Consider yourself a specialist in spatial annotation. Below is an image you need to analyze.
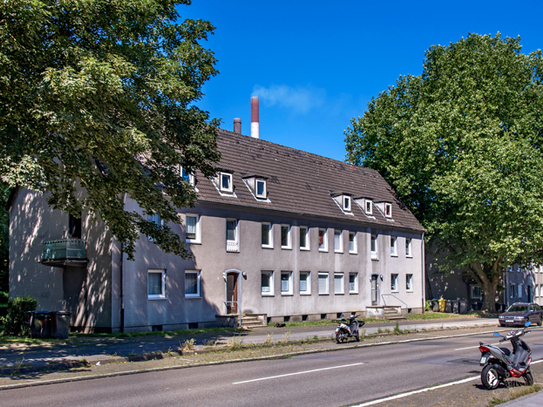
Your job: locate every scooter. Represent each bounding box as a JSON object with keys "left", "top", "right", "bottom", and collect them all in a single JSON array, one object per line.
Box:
[
  {"left": 335, "top": 314, "right": 365, "bottom": 343},
  {"left": 479, "top": 321, "right": 533, "bottom": 390}
]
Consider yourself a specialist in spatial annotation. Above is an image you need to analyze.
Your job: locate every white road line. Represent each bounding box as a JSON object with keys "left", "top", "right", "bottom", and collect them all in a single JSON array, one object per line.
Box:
[
  {"left": 232, "top": 362, "right": 365, "bottom": 385},
  {"left": 455, "top": 342, "right": 501, "bottom": 351},
  {"left": 352, "top": 359, "right": 543, "bottom": 407}
]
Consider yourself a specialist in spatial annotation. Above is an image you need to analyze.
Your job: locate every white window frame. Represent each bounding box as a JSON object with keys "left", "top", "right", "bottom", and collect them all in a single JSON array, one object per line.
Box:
[
  {"left": 390, "top": 236, "right": 397, "bottom": 256},
  {"left": 299, "top": 271, "right": 311, "bottom": 295},
  {"left": 226, "top": 219, "right": 239, "bottom": 252},
  {"left": 185, "top": 214, "right": 200, "bottom": 243},
  {"left": 518, "top": 284, "right": 523, "bottom": 298},
  {"left": 180, "top": 166, "right": 195, "bottom": 186},
  {"left": 256, "top": 179, "right": 267, "bottom": 199},
  {"left": 385, "top": 203, "right": 392, "bottom": 218},
  {"left": 405, "top": 238, "right": 412, "bottom": 257},
  {"left": 261, "top": 222, "right": 273, "bottom": 249},
  {"left": 261, "top": 271, "right": 274, "bottom": 296},
  {"left": 391, "top": 273, "right": 399, "bottom": 292},
  {"left": 343, "top": 196, "right": 351, "bottom": 212},
  {"left": 281, "top": 224, "right": 291, "bottom": 249},
  {"left": 281, "top": 271, "right": 293, "bottom": 295},
  {"left": 318, "top": 228, "right": 328, "bottom": 252},
  {"left": 365, "top": 199, "right": 373, "bottom": 215},
  {"left": 406, "top": 274, "right": 413, "bottom": 291},
  {"left": 349, "top": 273, "right": 359, "bottom": 294},
  {"left": 334, "top": 273, "right": 345, "bottom": 294},
  {"left": 318, "top": 272, "right": 329, "bottom": 295},
  {"left": 185, "top": 270, "right": 201, "bottom": 298},
  {"left": 299, "top": 226, "right": 310, "bottom": 250},
  {"left": 348, "top": 231, "right": 357, "bottom": 254},
  {"left": 371, "top": 234, "right": 378, "bottom": 260},
  {"left": 334, "top": 230, "right": 343, "bottom": 253},
  {"left": 148, "top": 269, "right": 166, "bottom": 300},
  {"left": 220, "top": 172, "right": 233, "bottom": 193}
]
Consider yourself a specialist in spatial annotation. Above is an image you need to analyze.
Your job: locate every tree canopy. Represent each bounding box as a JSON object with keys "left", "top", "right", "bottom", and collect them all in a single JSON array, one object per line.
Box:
[
  {"left": 345, "top": 33, "right": 543, "bottom": 311},
  {"left": 0, "top": 0, "right": 221, "bottom": 258}
]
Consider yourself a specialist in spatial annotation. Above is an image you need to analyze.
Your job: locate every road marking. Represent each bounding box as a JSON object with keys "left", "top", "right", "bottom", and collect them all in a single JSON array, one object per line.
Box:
[
  {"left": 351, "top": 359, "right": 543, "bottom": 407},
  {"left": 232, "top": 362, "right": 365, "bottom": 385},
  {"left": 455, "top": 342, "right": 501, "bottom": 351}
]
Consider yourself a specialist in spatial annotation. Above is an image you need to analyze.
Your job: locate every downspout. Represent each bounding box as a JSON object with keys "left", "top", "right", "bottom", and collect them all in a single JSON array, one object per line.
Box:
[
  {"left": 421, "top": 232, "right": 426, "bottom": 314},
  {"left": 120, "top": 193, "right": 127, "bottom": 333}
]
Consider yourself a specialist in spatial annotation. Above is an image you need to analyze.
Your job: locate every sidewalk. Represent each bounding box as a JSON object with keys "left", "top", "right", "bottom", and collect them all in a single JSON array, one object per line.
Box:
[{"left": 0, "top": 317, "right": 498, "bottom": 372}]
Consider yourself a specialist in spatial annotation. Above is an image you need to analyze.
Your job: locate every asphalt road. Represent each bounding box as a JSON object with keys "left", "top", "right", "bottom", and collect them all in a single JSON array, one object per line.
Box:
[{"left": 3, "top": 327, "right": 543, "bottom": 407}]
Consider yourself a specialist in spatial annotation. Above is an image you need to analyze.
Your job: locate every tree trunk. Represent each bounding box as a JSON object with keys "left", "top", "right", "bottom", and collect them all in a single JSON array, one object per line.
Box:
[{"left": 469, "top": 261, "right": 501, "bottom": 313}]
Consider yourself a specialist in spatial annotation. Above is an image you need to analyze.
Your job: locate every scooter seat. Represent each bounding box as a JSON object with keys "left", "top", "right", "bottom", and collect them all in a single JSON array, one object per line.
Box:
[{"left": 499, "top": 348, "right": 511, "bottom": 357}]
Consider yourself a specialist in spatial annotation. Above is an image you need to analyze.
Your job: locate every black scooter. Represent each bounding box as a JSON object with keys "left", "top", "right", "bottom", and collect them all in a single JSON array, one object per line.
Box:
[
  {"left": 479, "top": 321, "right": 533, "bottom": 389},
  {"left": 335, "top": 314, "right": 365, "bottom": 343}
]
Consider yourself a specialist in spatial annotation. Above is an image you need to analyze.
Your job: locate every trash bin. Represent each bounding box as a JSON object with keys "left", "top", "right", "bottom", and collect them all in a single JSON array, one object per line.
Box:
[
  {"left": 459, "top": 300, "right": 468, "bottom": 314},
  {"left": 49, "top": 311, "right": 71, "bottom": 339},
  {"left": 432, "top": 299, "right": 439, "bottom": 312},
  {"left": 438, "top": 299, "right": 446, "bottom": 312},
  {"left": 29, "top": 311, "right": 51, "bottom": 338},
  {"left": 452, "top": 300, "right": 459, "bottom": 314},
  {"left": 445, "top": 300, "right": 452, "bottom": 313}
]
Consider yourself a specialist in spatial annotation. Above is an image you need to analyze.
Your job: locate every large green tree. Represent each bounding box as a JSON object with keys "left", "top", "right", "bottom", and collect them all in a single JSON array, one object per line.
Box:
[
  {"left": 345, "top": 33, "right": 543, "bottom": 312},
  {"left": 0, "top": 0, "right": 220, "bottom": 258}
]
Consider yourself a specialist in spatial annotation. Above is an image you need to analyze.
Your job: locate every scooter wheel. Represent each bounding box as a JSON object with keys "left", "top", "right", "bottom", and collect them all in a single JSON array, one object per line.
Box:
[
  {"left": 524, "top": 370, "right": 534, "bottom": 386},
  {"left": 481, "top": 364, "right": 501, "bottom": 390},
  {"left": 336, "top": 331, "right": 346, "bottom": 343}
]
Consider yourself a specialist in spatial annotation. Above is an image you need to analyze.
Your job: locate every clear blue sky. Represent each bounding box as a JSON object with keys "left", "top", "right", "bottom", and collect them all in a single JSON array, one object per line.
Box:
[{"left": 181, "top": 0, "right": 543, "bottom": 162}]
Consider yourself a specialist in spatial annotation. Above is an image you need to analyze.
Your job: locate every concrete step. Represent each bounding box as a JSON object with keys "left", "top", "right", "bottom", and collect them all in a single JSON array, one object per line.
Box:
[{"left": 240, "top": 315, "right": 267, "bottom": 328}]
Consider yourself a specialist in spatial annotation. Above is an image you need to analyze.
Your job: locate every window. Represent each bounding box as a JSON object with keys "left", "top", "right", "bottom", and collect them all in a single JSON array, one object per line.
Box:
[
  {"left": 318, "top": 228, "right": 328, "bottom": 252},
  {"left": 256, "top": 179, "right": 266, "bottom": 198},
  {"left": 391, "top": 273, "right": 399, "bottom": 292},
  {"left": 406, "top": 238, "right": 412, "bottom": 257},
  {"left": 390, "top": 236, "right": 397, "bottom": 256},
  {"left": 281, "top": 271, "right": 293, "bottom": 295},
  {"left": 185, "top": 214, "right": 200, "bottom": 243},
  {"left": 185, "top": 271, "right": 200, "bottom": 298},
  {"left": 148, "top": 269, "right": 165, "bottom": 299},
  {"left": 148, "top": 213, "right": 162, "bottom": 241},
  {"left": 349, "top": 273, "right": 358, "bottom": 293},
  {"left": 181, "top": 167, "right": 195, "bottom": 186},
  {"left": 385, "top": 203, "right": 392, "bottom": 218},
  {"left": 334, "top": 273, "right": 344, "bottom": 294},
  {"left": 318, "top": 272, "right": 329, "bottom": 295},
  {"left": 348, "top": 232, "right": 357, "bottom": 254},
  {"left": 226, "top": 219, "right": 239, "bottom": 252},
  {"left": 299, "top": 226, "right": 309, "bottom": 250},
  {"left": 300, "top": 271, "right": 311, "bottom": 295},
  {"left": 510, "top": 283, "right": 515, "bottom": 298},
  {"left": 365, "top": 199, "right": 373, "bottom": 215},
  {"left": 261, "top": 271, "right": 274, "bottom": 295},
  {"left": 470, "top": 285, "right": 481, "bottom": 300},
  {"left": 334, "top": 230, "right": 343, "bottom": 253},
  {"left": 406, "top": 274, "right": 413, "bottom": 291},
  {"left": 261, "top": 223, "right": 273, "bottom": 248},
  {"left": 343, "top": 196, "right": 351, "bottom": 212},
  {"left": 518, "top": 284, "right": 523, "bottom": 298},
  {"left": 281, "top": 225, "right": 291, "bottom": 249},
  {"left": 220, "top": 172, "right": 233, "bottom": 193},
  {"left": 371, "top": 234, "right": 378, "bottom": 259}
]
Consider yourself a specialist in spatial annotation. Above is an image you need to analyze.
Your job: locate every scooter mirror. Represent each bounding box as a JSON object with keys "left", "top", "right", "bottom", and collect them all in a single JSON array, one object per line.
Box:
[
  {"left": 493, "top": 333, "right": 501, "bottom": 337},
  {"left": 341, "top": 314, "right": 344, "bottom": 317},
  {"left": 525, "top": 321, "right": 532, "bottom": 327}
]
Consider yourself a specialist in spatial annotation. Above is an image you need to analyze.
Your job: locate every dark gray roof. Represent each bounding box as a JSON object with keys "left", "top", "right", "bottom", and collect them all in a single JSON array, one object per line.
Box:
[{"left": 195, "top": 129, "right": 425, "bottom": 233}]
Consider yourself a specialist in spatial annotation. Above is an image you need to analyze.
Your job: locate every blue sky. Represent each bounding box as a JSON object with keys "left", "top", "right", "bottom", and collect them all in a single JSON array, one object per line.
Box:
[{"left": 181, "top": 1, "right": 543, "bottom": 162}]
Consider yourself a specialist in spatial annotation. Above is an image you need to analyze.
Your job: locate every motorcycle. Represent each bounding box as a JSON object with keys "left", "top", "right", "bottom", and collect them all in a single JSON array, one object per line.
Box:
[
  {"left": 335, "top": 314, "right": 365, "bottom": 343},
  {"left": 479, "top": 321, "right": 533, "bottom": 390}
]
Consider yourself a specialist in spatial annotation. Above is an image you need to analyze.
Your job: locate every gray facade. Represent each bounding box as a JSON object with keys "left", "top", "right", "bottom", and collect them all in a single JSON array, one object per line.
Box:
[{"left": 9, "top": 129, "right": 425, "bottom": 332}]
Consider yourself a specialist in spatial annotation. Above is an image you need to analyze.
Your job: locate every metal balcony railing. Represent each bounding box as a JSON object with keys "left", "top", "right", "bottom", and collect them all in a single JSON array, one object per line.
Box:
[{"left": 42, "top": 239, "right": 87, "bottom": 265}]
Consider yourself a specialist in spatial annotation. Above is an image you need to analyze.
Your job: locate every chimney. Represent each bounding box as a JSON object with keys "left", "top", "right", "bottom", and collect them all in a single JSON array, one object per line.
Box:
[
  {"left": 233, "top": 118, "right": 241, "bottom": 134},
  {"left": 251, "top": 96, "right": 259, "bottom": 139}
]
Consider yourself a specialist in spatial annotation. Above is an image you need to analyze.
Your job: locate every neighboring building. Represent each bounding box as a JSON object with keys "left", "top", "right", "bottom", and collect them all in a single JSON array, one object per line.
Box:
[{"left": 9, "top": 127, "right": 425, "bottom": 333}]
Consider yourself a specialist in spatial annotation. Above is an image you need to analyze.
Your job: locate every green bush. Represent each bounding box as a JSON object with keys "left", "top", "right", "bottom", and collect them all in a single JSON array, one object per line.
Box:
[
  {"left": 0, "top": 295, "right": 38, "bottom": 336},
  {"left": 0, "top": 291, "right": 8, "bottom": 318}
]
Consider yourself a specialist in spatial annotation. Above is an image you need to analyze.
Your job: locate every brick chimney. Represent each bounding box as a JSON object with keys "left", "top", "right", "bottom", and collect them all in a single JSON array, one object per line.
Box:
[{"left": 251, "top": 96, "right": 259, "bottom": 139}]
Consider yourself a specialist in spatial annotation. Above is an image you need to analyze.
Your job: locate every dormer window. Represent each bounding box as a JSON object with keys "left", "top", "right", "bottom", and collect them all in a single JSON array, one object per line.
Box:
[
  {"left": 343, "top": 196, "right": 351, "bottom": 212},
  {"left": 385, "top": 203, "right": 392, "bottom": 218},
  {"left": 220, "top": 172, "right": 233, "bottom": 193},
  {"left": 256, "top": 179, "right": 266, "bottom": 198},
  {"left": 365, "top": 200, "right": 373, "bottom": 215},
  {"left": 331, "top": 192, "right": 352, "bottom": 213}
]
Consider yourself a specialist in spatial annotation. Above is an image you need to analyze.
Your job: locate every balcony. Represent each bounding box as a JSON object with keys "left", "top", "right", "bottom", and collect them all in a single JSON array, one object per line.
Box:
[{"left": 42, "top": 239, "right": 88, "bottom": 267}]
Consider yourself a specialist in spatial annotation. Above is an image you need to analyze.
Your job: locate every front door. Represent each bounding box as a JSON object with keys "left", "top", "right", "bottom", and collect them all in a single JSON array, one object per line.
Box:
[
  {"left": 226, "top": 273, "right": 238, "bottom": 314},
  {"left": 371, "top": 274, "right": 379, "bottom": 305}
]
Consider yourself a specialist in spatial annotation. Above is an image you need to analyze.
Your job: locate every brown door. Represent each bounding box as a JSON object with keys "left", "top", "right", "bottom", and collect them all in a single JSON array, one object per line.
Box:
[{"left": 226, "top": 273, "right": 238, "bottom": 314}]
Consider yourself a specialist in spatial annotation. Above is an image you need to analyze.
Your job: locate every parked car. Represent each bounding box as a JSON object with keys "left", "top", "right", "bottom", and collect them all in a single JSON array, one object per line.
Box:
[{"left": 498, "top": 303, "right": 543, "bottom": 327}]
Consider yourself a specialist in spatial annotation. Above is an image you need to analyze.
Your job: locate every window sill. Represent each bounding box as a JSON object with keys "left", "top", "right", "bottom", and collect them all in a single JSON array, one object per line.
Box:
[
  {"left": 300, "top": 247, "right": 310, "bottom": 251},
  {"left": 185, "top": 296, "right": 202, "bottom": 299},
  {"left": 148, "top": 297, "right": 166, "bottom": 301},
  {"left": 261, "top": 245, "right": 274, "bottom": 249},
  {"left": 300, "top": 292, "right": 311, "bottom": 296},
  {"left": 281, "top": 293, "right": 294, "bottom": 296},
  {"left": 391, "top": 290, "right": 399, "bottom": 293},
  {"left": 281, "top": 247, "right": 292, "bottom": 250},
  {"left": 391, "top": 254, "right": 398, "bottom": 257},
  {"left": 334, "top": 293, "right": 345, "bottom": 295},
  {"left": 186, "top": 240, "right": 201, "bottom": 245},
  {"left": 371, "top": 257, "right": 379, "bottom": 261},
  {"left": 406, "top": 255, "right": 413, "bottom": 258},
  {"left": 318, "top": 293, "right": 329, "bottom": 296},
  {"left": 334, "top": 251, "right": 344, "bottom": 254},
  {"left": 319, "top": 249, "right": 328, "bottom": 253},
  {"left": 349, "top": 251, "right": 358, "bottom": 255},
  {"left": 349, "top": 292, "right": 359, "bottom": 295},
  {"left": 406, "top": 290, "right": 413, "bottom": 293},
  {"left": 261, "top": 293, "right": 274, "bottom": 297}
]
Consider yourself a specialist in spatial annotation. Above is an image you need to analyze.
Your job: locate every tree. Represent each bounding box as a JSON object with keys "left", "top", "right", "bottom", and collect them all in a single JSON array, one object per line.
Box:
[
  {"left": 345, "top": 33, "right": 543, "bottom": 312},
  {"left": 0, "top": 0, "right": 221, "bottom": 259},
  {"left": 0, "top": 184, "right": 9, "bottom": 292}
]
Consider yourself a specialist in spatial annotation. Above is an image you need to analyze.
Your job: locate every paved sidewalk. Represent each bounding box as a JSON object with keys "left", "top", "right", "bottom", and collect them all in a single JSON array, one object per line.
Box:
[
  {"left": 500, "top": 391, "right": 543, "bottom": 407},
  {"left": 0, "top": 317, "right": 498, "bottom": 371}
]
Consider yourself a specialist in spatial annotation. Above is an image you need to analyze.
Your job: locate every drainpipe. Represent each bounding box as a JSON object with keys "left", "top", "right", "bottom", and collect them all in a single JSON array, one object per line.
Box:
[
  {"left": 421, "top": 232, "right": 425, "bottom": 314},
  {"left": 120, "top": 193, "right": 127, "bottom": 333}
]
